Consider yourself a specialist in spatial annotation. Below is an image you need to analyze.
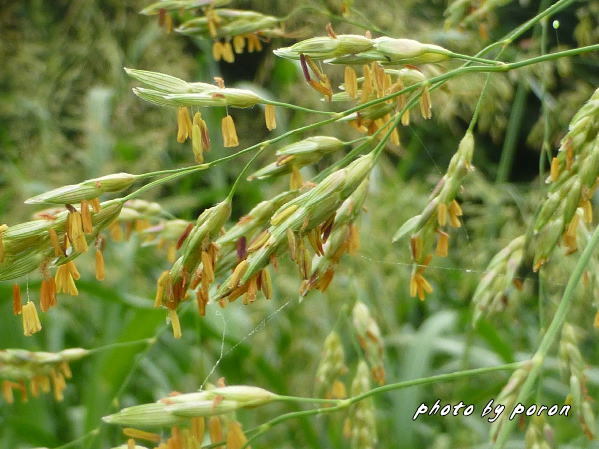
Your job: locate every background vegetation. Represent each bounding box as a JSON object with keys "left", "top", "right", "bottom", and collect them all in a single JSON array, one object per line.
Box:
[{"left": 0, "top": 0, "right": 597, "bottom": 448}]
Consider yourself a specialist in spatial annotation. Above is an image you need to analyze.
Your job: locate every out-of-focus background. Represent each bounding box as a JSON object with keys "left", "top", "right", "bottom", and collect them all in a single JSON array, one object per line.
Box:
[{"left": 0, "top": 1, "right": 598, "bottom": 448}]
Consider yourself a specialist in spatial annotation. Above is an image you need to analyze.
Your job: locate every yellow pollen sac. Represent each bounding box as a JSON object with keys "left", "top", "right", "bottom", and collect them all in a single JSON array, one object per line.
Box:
[
  {"left": 2, "top": 381, "right": 17, "bottom": 403},
  {"left": 247, "top": 229, "right": 271, "bottom": 252},
  {"left": 192, "top": 123, "right": 204, "bottom": 163},
  {"left": 233, "top": 35, "right": 246, "bottom": 53},
  {"left": 259, "top": 268, "right": 272, "bottom": 299},
  {"left": 212, "top": 41, "right": 224, "bottom": 61},
  {"left": 437, "top": 203, "right": 448, "bottom": 226},
  {"left": 390, "top": 126, "right": 400, "bottom": 146},
  {"left": 347, "top": 224, "right": 360, "bottom": 254},
  {"left": 401, "top": 108, "right": 410, "bottom": 126},
  {"left": 55, "top": 262, "right": 79, "bottom": 296},
  {"left": 68, "top": 260, "right": 81, "bottom": 280},
  {"left": 244, "top": 276, "right": 258, "bottom": 304},
  {"left": 309, "top": 78, "right": 333, "bottom": 101},
  {"left": 123, "top": 428, "right": 161, "bottom": 443},
  {"left": 247, "top": 34, "right": 262, "bottom": 52},
  {"left": 581, "top": 199, "right": 593, "bottom": 223},
  {"left": 48, "top": 228, "right": 63, "bottom": 256},
  {"left": 344, "top": 66, "right": 358, "bottom": 99},
  {"left": 177, "top": 107, "right": 193, "bottom": 143},
  {"left": 226, "top": 421, "right": 248, "bottom": 449},
  {"left": 95, "top": 249, "right": 105, "bottom": 281},
  {"left": 67, "top": 210, "right": 88, "bottom": 253},
  {"left": 221, "top": 115, "right": 239, "bottom": 147},
  {"left": 169, "top": 309, "right": 182, "bottom": 339},
  {"left": 448, "top": 200, "right": 462, "bottom": 228},
  {"left": 191, "top": 111, "right": 210, "bottom": 162},
  {"left": 265, "top": 104, "right": 276, "bottom": 131},
  {"left": 201, "top": 250, "right": 215, "bottom": 284},
  {"left": 373, "top": 63, "right": 385, "bottom": 97},
  {"left": 155, "top": 270, "right": 171, "bottom": 308},
  {"left": 40, "top": 278, "right": 57, "bottom": 312},
  {"left": 12, "top": 284, "right": 22, "bottom": 315},
  {"left": 290, "top": 165, "right": 303, "bottom": 190},
  {"left": 550, "top": 157, "right": 560, "bottom": 181},
  {"left": 80, "top": 200, "right": 93, "bottom": 234},
  {"left": 410, "top": 235, "right": 422, "bottom": 260},
  {"left": 409, "top": 271, "right": 418, "bottom": 297},
  {"left": 22, "top": 301, "right": 42, "bottom": 336},
  {"left": 420, "top": 86, "right": 432, "bottom": 119},
  {"left": 191, "top": 417, "right": 205, "bottom": 442},
  {"left": 208, "top": 417, "right": 223, "bottom": 444},
  {"left": 90, "top": 198, "right": 101, "bottom": 213},
  {"left": 287, "top": 229, "right": 297, "bottom": 260},
  {"left": 222, "top": 41, "right": 235, "bottom": 63},
  {"left": 229, "top": 260, "right": 249, "bottom": 289},
  {"left": 435, "top": 231, "right": 449, "bottom": 257},
  {"left": 271, "top": 204, "right": 299, "bottom": 225}
]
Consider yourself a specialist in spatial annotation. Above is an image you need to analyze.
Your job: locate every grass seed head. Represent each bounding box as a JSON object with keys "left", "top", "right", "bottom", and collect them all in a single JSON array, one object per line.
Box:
[{"left": 274, "top": 34, "right": 373, "bottom": 60}]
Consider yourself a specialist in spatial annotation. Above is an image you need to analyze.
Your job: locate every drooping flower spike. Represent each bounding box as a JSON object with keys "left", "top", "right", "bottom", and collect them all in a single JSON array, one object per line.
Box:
[
  {"left": 0, "top": 348, "right": 88, "bottom": 403},
  {"left": 126, "top": 68, "right": 279, "bottom": 149}
]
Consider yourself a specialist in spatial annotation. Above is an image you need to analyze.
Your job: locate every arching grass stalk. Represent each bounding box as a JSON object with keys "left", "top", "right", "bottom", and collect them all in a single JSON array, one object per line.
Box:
[
  {"left": 53, "top": 428, "right": 100, "bottom": 449},
  {"left": 114, "top": 44, "right": 598, "bottom": 205},
  {"left": 262, "top": 99, "right": 337, "bottom": 116},
  {"left": 283, "top": 4, "right": 387, "bottom": 35},
  {"left": 538, "top": 0, "right": 554, "bottom": 184},
  {"left": 85, "top": 338, "right": 156, "bottom": 356},
  {"left": 237, "top": 362, "right": 527, "bottom": 449},
  {"left": 225, "top": 142, "right": 271, "bottom": 201},
  {"left": 499, "top": 0, "right": 574, "bottom": 47},
  {"left": 493, "top": 224, "right": 599, "bottom": 448}
]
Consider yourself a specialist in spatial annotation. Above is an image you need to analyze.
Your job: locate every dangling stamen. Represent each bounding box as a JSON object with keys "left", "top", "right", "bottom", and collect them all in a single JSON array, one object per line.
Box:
[
  {"left": 265, "top": 104, "right": 276, "bottom": 131},
  {"left": 344, "top": 66, "right": 358, "bottom": 99},
  {"left": 40, "top": 277, "right": 57, "bottom": 312},
  {"left": 12, "top": 284, "right": 22, "bottom": 315},
  {"left": 169, "top": 309, "right": 182, "bottom": 339},
  {"left": 221, "top": 115, "right": 239, "bottom": 147},
  {"left": 233, "top": 35, "right": 245, "bottom": 53},
  {"left": 22, "top": 301, "right": 42, "bottom": 336}
]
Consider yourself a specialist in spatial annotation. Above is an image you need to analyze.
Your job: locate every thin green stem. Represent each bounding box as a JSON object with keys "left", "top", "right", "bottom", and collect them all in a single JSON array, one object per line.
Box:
[
  {"left": 274, "top": 394, "right": 342, "bottom": 405},
  {"left": 285, "top": 4, "right": 386, "bottom": 34},
  {"left": 538, "top": 0, "right": 553, "bottom": 184},
  {"left": 226, "top": 143, "right": 270, "bottom": 200},
  {"left": 121, "top": 165, "right": 208, "bottom": 201},
  {"left": 494, "top": 225, "right": 599, "bottom": 448},
  {"left": 136, "top": 165, "right": 206, "bottom": 179},
  {"left": 467, "top": 72, "right": 494, "bottom": 132},
  {"left": 53, "top": 428, "right": 99, "bottom": 449},
  {"left": 352, "top": 362, "right": 525, "bottom": 404},
  {"left": 346, "top": 135, "right": 371, "bottom": 146},
  {"left": 239, "top": 362, "right": 525, "bottom": 449},
  {"left": 444, "top": 51, "right": 504, "bottom": 65},
  {"left": 263, "top": 99, "right": 337, "bottom": 116},
  {"left": 85, "top": 337, "right": 156, "bottom": 356},
  {"left": 496, "top": 81, "right": 528, "bottom": 183},
  {"left": 502, "top": 0, "right": 575, "bottom": 45}
]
